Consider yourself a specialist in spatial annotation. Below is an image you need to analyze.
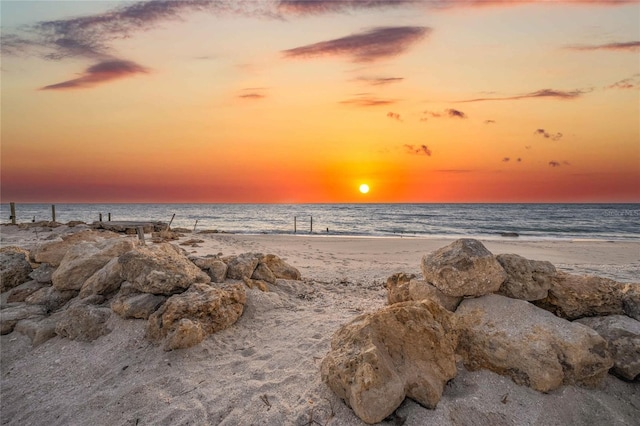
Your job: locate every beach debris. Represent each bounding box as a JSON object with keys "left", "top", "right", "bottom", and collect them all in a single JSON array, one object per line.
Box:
[
  {"left": 146, "top": 282, "right": 246, "bottom": 351},
  {"left": 55, "top": 305, "right": 112, "bottom": 342},
  {"left": 321, "top": 299, "right": 457, "bottom": 424},
  {"left": 495, "top": 253, "right": 556, "bottom": 301},
  {"left": 421, "top": 239, "right": 507, "bottom": 297},
  {"left": 118, "top": 243, "right": 209, "bottom": 295},
  {"left": 456, "top": 294, "right": 613, "bottom": 392},
  {"left": 111, "top": 283, "right": 166, "bottom": 320},
  {"left": 30, "top": 229, "right": 120, "bottom": 266},
  {"left": 0, "top": 251, "right": 33, "bottom": 292},
  {"left": 575, "top": 315, "right": 640, "bottom": 381},
  {"left": 92, "top": 221, "right": 165, "bottom": 234}
]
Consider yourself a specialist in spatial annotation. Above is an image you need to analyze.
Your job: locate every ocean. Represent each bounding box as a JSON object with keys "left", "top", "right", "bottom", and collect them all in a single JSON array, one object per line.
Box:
[{"left": 1, "top": 203, "right": 638, "bottom": 241}]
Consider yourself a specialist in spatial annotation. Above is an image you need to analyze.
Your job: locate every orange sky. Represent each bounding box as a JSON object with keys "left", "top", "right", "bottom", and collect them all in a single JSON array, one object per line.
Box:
[{"left": 1, "top": 0, "right": 639, "bottom": 203}]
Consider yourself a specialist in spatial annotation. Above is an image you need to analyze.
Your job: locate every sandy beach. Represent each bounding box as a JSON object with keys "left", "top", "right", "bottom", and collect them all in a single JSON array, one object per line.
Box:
[{"left": 1, "top": 224, "right": 639, "bottom": 425}]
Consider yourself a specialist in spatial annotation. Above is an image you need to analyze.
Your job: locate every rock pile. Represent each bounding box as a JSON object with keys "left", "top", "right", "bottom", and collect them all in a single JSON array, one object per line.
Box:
[
  {"left": 1, "top": 230, "right": 302, "bottom": 351},
  {"left": 322, "top": 238, "right": 639, "bottom": 424}
]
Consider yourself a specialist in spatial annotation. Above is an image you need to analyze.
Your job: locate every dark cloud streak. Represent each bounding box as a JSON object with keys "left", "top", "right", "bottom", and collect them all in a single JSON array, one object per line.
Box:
[
  {"left": 404, "top": 144, "right": 432, "bottom": 156},
  {"left": 40, "top": 59, "right": 149, "bottom": 90},
  {"left": 567, "top": 41, "right": 640, "bottom": 52},
  {"left": 457, "top": 88, "right": 590, "bottom": 103}
]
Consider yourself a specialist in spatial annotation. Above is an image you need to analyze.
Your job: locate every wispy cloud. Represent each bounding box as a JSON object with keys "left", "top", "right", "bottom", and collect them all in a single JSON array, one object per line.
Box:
[
  {"left": 549, "top": 160, "right": 571, "bottom": 168},
  {"left": 238, "top": 87, "right": 267, "bottom": 100},
  {"left": 354, "top": 76, "right": 404, "bottom": 86},
  {"left": 404, "top": 144, "right": 432, "bottom": 156},
  {"left": 446, "top": 108, "right": 467, "bottom": 119},
  {"left": 457, "top": 88, "right": 590, "bottom": 103},
  {"left": 420, "top": 109, "right": 467, "bottom": 121},
  {"left": 387, "top": 112, "right": 402, "bottom": 121},
  {"left": 606, "top": 75, "right": 640, "bottom": 90},
  {"left": 502, "top": 157, "right": 510, "bottom": 162},
  {"left": 282, "top": 26, "right": 430, "bottom": 62},
  {"left": 567, "top": 41, "right": 640, "bottom": 52},
  {"left": 40, "top": 59, "right": 149, "bottom": 90},
  {"left": 340, "top": 95, "right": 397, "bottom": 107},
  {"left": 484, "top": 119, "right": 496, "bottom": 124},
  {"left": 534, "top": 128, "right": 563, "bottom": 141}
]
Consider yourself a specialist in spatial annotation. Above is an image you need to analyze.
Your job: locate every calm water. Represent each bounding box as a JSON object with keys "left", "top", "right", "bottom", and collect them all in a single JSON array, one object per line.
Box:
[{"left": 1, "top": 203, "right": 638, "bottom": 241}]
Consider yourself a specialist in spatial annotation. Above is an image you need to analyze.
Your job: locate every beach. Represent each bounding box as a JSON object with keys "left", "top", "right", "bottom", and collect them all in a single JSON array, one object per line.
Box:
[{"left": 1, "top": 224, "right": 639, "bottom": 425}]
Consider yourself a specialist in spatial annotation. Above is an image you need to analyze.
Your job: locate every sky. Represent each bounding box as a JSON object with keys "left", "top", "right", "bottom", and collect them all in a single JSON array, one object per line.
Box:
[{"left": 1, "top": 0, "right": 639, "bottom": 203}]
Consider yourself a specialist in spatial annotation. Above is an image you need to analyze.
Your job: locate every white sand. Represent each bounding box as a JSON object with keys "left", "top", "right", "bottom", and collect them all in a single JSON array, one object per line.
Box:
[{"left": 1, "top": 226, "right": 639, "bottom": 425}]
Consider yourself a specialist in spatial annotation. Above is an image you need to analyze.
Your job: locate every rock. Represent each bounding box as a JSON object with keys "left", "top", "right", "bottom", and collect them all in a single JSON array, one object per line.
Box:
[
  {"left": 25, "top": 286, "right": 77, "bottom": 312},
  {"left": 386, "top": 273, "right": 461, "bottom": 311},
  {"left": 14, "top": 316, "right": 59, "bottom": 346},
  {"left": 111, "top": 288, "right": 166, "bottom": 320},
  {"left": 6, "top": 281, "right": 45, "bottom": 303},
  {"left": 0, "top": 251, "right": 33, "bottom": 292},
  {"left": 29, "top": 263, "right": 55, "bottom": 284},
  {"left": 192, "top": 257, "right": 227, "bottom": 283},
  {"left": 0, "top": 304, "right": 47, "bottom": 335},
  {"left": 385, "top": 272, "right": 416, "bottom": 304},
  {"left": 119, "top": 243, "right": 209, "bottom": 295},
  {"left": 622, "top": 289, "right": 640, "bottom": 321},
  {"left": 321, "top": 300, "right": 457, "bottom": 424},
  {"left": 225, "top": 253, "right": 262, "bottom": 280},
  {"left": 575, "top": 315, "right": 640, "bottom": 381},
  {"left": 455, "top": 294, "right": 613, "bottom": 392},
  {"left": 31, "top": 229, "right": 120, "bottom": 266},
  {"left": 495, "top": 254, "right": 556, "bottom": 301},
  {"left": 533, "top": 272, "right": 635, "bottom": 320},
  {"left": 164, "top": 319, "right": 206, "bottom": 351},
  {"left": 242, "top": 276, "right": 269, "bottom": 292},
  {"left": 55, "top": 305, "right": 111, "bottom": 341},
  {"left": 251, "top": 262, "right": 277, "bottom": 284},
  {"left": 146, "top": 282, "right": 246, "bottom": 349},
  {"left": 52, "top": 238, "right": 136, "bottom": 292},
  {"left": 421, "top": 239, "right": 506, "bottom": 297},
  {"left": 500, "top": 232, "right": 519, "bottom": 237},
  {"left": 261, "top": 254, "right": 301, "bottom": 280},
  {"left": 79, "top": 257, "right": 124, "bottom": 298}
]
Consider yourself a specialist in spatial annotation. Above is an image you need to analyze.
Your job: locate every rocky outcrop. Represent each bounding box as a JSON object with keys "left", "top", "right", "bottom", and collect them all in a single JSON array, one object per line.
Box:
[
  {"left": 251, "top": 263, "right": 277, "bottom": 284},
  {"left": 191, "top": 256, "right": 228, "bottom": 283},
  {"left": 25, "top": 286, "right": 77, "bottom": 312},
  {"left": 575, "top": 315, "right": 640, "bottom": 381},
  {"left": 6, "top": 281, "right": 45, "bottom": 303},
  {"left": 31, "top": 230, "right": 120, "bottom": 266},
  {"left": 119, "top": 243, "right": 209, "bottom": 295},
  {"left": 534, "top": 272, "right": 636, "bottom": 320},
  {"left": 52, "top": 238, "right": 136, "bottom": 292},
  {"left": 225, "top": 253, "right": 262, "bottom": 280},
  {"left": 147, "top": 282, "right": 246, "bottom": 350},
  {"left": 421, "top": 239, "right": 506, "bottom": 297},
  {"left": 111, "top": 283, "right": 166, "bottom": 320},
  {"left": 55, "top": 305, "right": 111, "bottom": 342},
  {"left": 321, "top": 300, "right": 457, "bottom": 424},
  {"left": 78, "top": 257, "right": 124, "bottom": 298},
  {"left": 29, "top": 263, "right": 55, "bottom": 284},
  {"left": 164, "top": 319, "right": 206, "bottom": 351},
  {"left": 456, "top": 294, "right": 613, "bottom": 392},
  {"left": 385, "top": 272, "right": 416, "bottom": 304},
  {"left": 386, "top": 273, "right": 461, "bottom": 311},
  {"left": 0, "top": 304, "right": 46, "bottom": 335},
  {"left": 495, "top": 254, "right": 556, "bottom": 301},
  {"left": 0, "top": 251, "right": 33, "bottom": 292},
  {"left": 14, "top": 316, "right": 59, "bottom": 346},
  {"left": 260, "top": 254, "right": 302, "bottom": 280},
  {"left": 623, "top": 291, "right": 640, "bottom": 321}
]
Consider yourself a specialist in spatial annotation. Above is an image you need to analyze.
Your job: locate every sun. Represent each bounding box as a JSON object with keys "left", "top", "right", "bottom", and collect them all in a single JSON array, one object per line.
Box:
[{"left": 359, "top": 183, "right": 370, "bottom": 194}]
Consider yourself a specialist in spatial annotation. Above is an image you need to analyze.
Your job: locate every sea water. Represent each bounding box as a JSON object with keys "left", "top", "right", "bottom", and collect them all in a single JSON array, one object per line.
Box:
[{"left": 1, "top": 203, "right": 638, "bottom": 241}]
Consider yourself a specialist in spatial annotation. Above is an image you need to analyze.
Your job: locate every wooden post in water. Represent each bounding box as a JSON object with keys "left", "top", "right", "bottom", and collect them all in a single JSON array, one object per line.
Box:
[
  {"left": 167, "top": 213, "right": 176, "bottom": 230},
  {"left": 99, "top": 213, "right": 103, "bottom": 222},
  {"left": 310, "top": 216, "right": 313, "bottom": 233},
  {"left": 294, "top": 216, "right": 297, "bottom": 234},
  {"left": 10, "top": 202, "right": 16, "bottom": 224},
  {"left": 108, "top": 213, "right": 111, "bottom": 221},
  {"left": 193, "top": 219, "right": 199, "bottom": 232},
  {"left": 136, "top": 226, "right": 146, "bottom": 245},
  {"left": 51, "top": 205, "right": 56, "bottom": 222}
]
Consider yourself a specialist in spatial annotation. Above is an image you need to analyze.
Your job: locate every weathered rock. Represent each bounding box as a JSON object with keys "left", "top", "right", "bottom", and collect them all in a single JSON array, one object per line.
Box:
[
  {"left": 191, "top": 257, "right": 227, "bottom": 283},
  {"left": 79, "top": 257, "right": 124, "bottom": 298},
  {"left": 622, "top": 289, "right": 640, "bottom": 321},
  {"left": 25, "top": 286, "right": 77, "bottom": 312},
  {"left": 52, "top": 238, "right": 136, "bottom": 292},
  {"left": 495, "top": 253, "right": 556, "bottom": 301},
  {"left": 225, "top": 253, "right": 262, "bottom": 280},
  {"left": 385, "top": 272, "right": 416, "bottom": 304},
  {"left": 0, "top": 251, "right": 33, "bottom": 292},
  {"left": 6, "top": 281, "right": 45, "bottom": 303},
  {"left": 575, "top": 315, "right": 640, "bottom": 381},
  {"left": 261, "top": 254, "right": 302, "bottom": 280},
  {"left": 533, "top": 272, "right": 635, "bottom": 320},
  {"left": 386, "top": 273, "right": 461, "bottom": 311},
  {"left": 421, "top": 239, "right": 506, "bottom": 297},
  {"left": 55, "top": 305, "right": 111, "bottom": 341},
  {"left": 119, "top": 243, "right": 209, "bottom": 295},
  {"left": 146, "top": 282, "right": 246, "bottom": 349},
  {"left": 164, "top": 318, "right": 206, "bottom": 351},
  {"left": 111, "top": 289, "right": 166, "bottom": 320},
  {"left": 242, "top": 276, "right": 269, "bottom": 292},
  {"left": 456, "top": 294, "right": 613, "bottom": 392},
  {"left": 0, "top": 304, "right": 47, "bottom": 335},
  {"left": 31, "top": 229, "right": 120, "bottom": 266},
  {"left": 321, "top": 300, "right": 457, "bottom": 424},
  {"left": 252, "top": 263, "right": 277, "bottom": 284},
  {"left": 29, "top": 263, "right": 55, "bottom": 284},
  {"left": 15, "top": 316, "right": 59, "bottom": 346}
]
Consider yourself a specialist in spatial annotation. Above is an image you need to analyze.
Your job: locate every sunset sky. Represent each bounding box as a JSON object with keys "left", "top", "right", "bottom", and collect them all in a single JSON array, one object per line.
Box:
[{"left": 1, "top": 0, "right": 639, "bottom": 203}]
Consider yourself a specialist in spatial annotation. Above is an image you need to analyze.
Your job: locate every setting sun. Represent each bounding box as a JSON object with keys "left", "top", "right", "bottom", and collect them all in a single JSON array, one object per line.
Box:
[{"left": 359, "top": 184, "right": 370, "bottom": 194}]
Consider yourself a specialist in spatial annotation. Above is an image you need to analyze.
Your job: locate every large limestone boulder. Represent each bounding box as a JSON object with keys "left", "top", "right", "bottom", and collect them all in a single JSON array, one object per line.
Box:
[
  {"left": 6, "top": 281, "right": 45, "bottom": 303},
  {"left": 534, "top": 272, "right": 636, "bottom": 320},
  {"left": 14, "top": 316, "right": 59, "bottom": 346},
  {"left": 0, "top": 304, "right": 47, "bottom": 335},
  {"left": 52, "top": 238, "right": 136, "bottom": 292},
  {"left": 78, "top": 257, "right": 124, "bottom": 298},
  {"left": 119, "top": 243, "right": 209, "bottom": 295},
  {"left": 495, "top": 254, "right": 556, "bottom": 301},
  {"left": 575, "top": 315, "right": 640, "bottom": 381},
  {"left": 385, "top": 272, "right": 416, "bottom": 304},
  {"left": 260, "top": 254, "right": 301, "bottom": 280},
  {"left": 191, "top": 256, "right": 228, "bottom": 283},
  {"left": 111, "top": 283, "right": 166, "bottom": 320},
  {"left": 55, "top": 305, "right": 111, "bottom": 342},
  {"left": 0, "top": 251, "right": 33, "bottom": 292},
  {"left": 251, "top": 263, "right": 277, "bottom": 284},
  {"left": 321, "top": 300, "right": 458, "bottom": 424},
  {"left": 29, "top": 263, "right": 55, "bottom": 284},
  {"left": 456, "top": 294, "right": 613, "bottom": 393},
  {"left": 147, "top": 282, "right": 246, "bottom": 350},
  {"left": 225, "top": 253, "right": 262, "bottom": 280},
  {"left": 421, "top": 239, "right": 506, "bottom": 297},
  {"left": 25, "top": 286, "right": 77, "bottom": 312},
  {"left": 623, "top": 290, "right": 640, "bottom": 321},
  {"left": 31, "top": 230, "right": 120, "bottom": 266},
  {"left": 386, "top": 273, "right": 461, "bottom": 311}
]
